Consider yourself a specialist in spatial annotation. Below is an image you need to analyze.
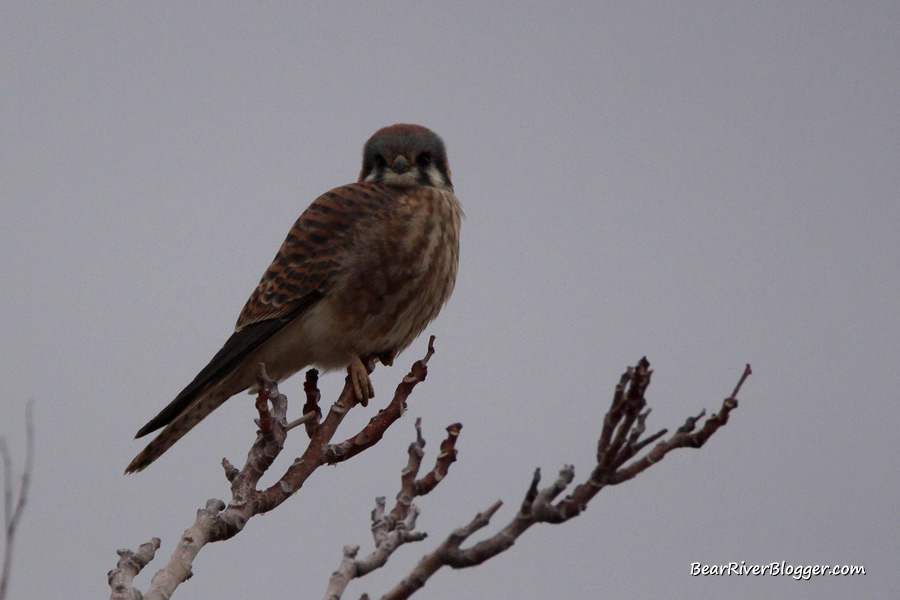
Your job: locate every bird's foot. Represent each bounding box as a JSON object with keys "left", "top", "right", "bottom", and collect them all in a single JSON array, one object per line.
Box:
[{"left": 347, "top": 354, "right": 375, "bottom": 406}]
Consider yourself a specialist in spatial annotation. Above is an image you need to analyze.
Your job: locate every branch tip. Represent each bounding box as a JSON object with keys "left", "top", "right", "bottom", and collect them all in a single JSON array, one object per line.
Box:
[{"left": 730, "top": 364, "right": 752, "bottom": 399}]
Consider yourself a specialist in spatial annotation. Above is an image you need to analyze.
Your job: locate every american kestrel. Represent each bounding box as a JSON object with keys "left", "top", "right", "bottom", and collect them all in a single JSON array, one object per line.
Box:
[{"left": 126, "top": 124, "right": 462, "bottom": 473}]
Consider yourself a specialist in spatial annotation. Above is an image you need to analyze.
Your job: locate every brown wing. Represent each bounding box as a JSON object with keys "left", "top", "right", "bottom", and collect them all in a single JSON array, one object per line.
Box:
[
  {"left": 236, "top": 182, "right": 394, "bottom": 329},
  {"left": 135, "top": 182, "right": 399, "bottom": 438}
]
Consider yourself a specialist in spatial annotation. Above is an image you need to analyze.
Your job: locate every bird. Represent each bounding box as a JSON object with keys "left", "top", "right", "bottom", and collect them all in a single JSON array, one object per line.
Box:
[{"left": 125, "top": 124, "right": 462, "bottom": 474}]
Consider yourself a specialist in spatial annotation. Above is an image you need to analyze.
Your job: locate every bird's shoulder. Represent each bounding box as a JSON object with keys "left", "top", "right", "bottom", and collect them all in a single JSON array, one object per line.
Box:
[{"left": 234, "top": 182, "right": 404, "bottom": 330}]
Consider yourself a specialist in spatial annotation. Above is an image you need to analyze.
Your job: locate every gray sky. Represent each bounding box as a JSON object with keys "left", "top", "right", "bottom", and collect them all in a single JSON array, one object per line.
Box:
[{"left": 2, "top": 2, "right": 898, "bottom": 598}]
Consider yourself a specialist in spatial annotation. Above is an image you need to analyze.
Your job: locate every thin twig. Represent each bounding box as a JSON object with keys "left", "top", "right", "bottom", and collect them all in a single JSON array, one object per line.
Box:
[{"left": 0, "top": 401, "right": 34, "bottom": 600}]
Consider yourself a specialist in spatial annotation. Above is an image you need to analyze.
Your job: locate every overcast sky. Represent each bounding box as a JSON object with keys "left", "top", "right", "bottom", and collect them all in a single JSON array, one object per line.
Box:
[{"left": 1, "top": 2, "right": 898, "bottom": 599}]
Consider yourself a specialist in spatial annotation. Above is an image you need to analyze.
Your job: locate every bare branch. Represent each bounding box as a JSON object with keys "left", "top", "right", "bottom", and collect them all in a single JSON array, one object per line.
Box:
[
  {"left": 374, "top": 359, "right": 749, "bottom": 598},
  {"left": 299, "top": 368, "right": 323, "bottom": 437},
  {"left": 0, "top": 401, "right": 34, "bottom": 600},
  {"left": 322, "top": 419, "right": 461, "bottom": 600},
  {"left": 111, "top": 340, "right": 439, "bottom": 600},
  {"left": 108, "top": 538, "right": 161, "bottom": 600},
  {"left": 323, "top": 337, "right": 437, "bottom": 466},
  {"left": 141, "top": 499, "right": 228, "bottom": 599},
  {"left": 111, "top": 351, "right": 748, "bottom": 600},
  {"left": 382, "top": 501, "right": 504, "bottom": 600}
]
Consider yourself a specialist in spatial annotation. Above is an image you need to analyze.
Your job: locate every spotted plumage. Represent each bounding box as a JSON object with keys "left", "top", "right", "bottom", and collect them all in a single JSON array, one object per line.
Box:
[{"left": 126, "top": 124, "right": 462, "bottom": 473}]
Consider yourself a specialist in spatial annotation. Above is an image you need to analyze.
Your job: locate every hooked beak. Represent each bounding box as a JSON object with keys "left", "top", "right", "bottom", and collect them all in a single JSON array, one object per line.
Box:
[{"left": 391, "top": 155, "right": 410, "bottom": 173}]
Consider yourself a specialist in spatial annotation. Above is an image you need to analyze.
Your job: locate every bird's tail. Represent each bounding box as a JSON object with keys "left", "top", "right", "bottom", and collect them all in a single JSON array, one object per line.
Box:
[{"left": 124, "top": 390, "right": 227, "bottom": 474}]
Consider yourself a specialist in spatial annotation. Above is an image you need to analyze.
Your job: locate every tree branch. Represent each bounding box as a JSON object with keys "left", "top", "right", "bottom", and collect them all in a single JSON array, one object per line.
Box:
[
  {"left": 110, "top": 338, "right": 439, "bottom": 600},
  {"left": 374, "top": 359, "right": 749, "bottom": 599},
  {"left": 0, "top": 400, "right": 34, "bottom": 600},
  {"left": 110, "top": 352, "right": 749, "bottom": 600},
  {"left": 108, "top": 538, "right": 161, "bottom": 600},
  {"left": 323, "top": 419, "right": 461, "bottom": 600}
]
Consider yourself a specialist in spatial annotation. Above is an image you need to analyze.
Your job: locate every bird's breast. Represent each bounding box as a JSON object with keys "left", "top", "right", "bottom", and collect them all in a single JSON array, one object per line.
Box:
[{"left": 326, "top": 187, "right": 462, "bottom": 358}]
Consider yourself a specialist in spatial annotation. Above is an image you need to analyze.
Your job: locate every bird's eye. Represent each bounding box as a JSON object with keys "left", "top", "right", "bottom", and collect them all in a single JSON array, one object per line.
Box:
[
  {"left": 416, "top": 152, "right": 432, "bottom": 167},
  {"left": 373, "top": 155, "right": 387, "bottom": 168}
]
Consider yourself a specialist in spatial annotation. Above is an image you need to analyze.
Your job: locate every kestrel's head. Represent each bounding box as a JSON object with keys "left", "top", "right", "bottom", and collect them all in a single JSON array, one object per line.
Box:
[{"left": 359, "top": 124, "right": 452, "bottom": 191}]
